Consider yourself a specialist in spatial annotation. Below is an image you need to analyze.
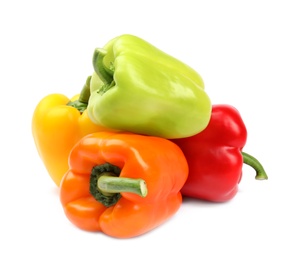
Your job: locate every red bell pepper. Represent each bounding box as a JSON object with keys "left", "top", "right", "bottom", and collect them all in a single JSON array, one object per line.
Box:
[{"left": 171, "top": 104, "right": 268, "bottom": 202}]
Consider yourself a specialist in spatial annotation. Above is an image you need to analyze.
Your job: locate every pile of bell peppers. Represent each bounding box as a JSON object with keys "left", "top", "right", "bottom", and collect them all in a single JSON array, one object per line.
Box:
[{"left": 32, "top": 34, "right": 268, "bottom": 238}]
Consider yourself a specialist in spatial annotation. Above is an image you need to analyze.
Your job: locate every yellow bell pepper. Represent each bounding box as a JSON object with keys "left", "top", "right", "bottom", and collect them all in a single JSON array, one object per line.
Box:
[{"left": 32, "top": 76, "right": 112, "bottom": 186}]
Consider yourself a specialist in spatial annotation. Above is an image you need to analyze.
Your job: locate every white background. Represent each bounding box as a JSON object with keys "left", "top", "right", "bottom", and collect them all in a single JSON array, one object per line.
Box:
[{"left": 1, "top": 0, "right": 291, "bottom": 259}]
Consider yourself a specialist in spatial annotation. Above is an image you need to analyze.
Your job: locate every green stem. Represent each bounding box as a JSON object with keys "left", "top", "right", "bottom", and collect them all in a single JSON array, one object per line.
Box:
[
  {"left": 90, "top": 163, "right": 148, "bottom": 207},
  {"left": 92, "top": 48, "right": 113, "bottom": 84},
  {"left": 242, "top": 151, "right": 268, "bottom": 180},
  {"left": 78, "top": 76, "right": 91, "bottom": 103},
  {"left": 66, "top": 75, "right": 91, "bottom": 113},
  {"left": 98, "top": 175, "right": 148, "bottom": 197}
]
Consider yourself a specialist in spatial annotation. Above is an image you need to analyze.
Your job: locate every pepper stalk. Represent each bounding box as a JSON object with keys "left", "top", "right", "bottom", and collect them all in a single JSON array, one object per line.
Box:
[
  {"left": 90, "top": 163, "right": 148, "bottom": 207},
  {"left": 92, "top": 48, "right": 115, "bottom": 95},
  {"left": 67, "top": 75, "right": 92, "bottom": 113},
  {"left": 242, "top": 152, "right": 268, "bottom": 180}
]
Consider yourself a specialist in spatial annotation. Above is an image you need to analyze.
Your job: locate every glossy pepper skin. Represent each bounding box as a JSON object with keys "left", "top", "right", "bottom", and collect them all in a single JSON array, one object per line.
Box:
[
  {"left": 32, "top": 77, "right": 112, "bottom": 186},
  {"left": 60, "top": 131, "right": 188, "bottom": 238},
  {"left": 171, "top": 104, "right": 268, "bottom": 202},
  {"left": 87, "top": 34, "right": 212, "bottom": 139}
]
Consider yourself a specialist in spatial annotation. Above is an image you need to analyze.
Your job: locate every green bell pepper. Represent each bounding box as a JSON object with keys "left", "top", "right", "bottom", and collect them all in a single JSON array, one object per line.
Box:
[{"left": 87, "top": 34, "right": 211, "bottom": 139}]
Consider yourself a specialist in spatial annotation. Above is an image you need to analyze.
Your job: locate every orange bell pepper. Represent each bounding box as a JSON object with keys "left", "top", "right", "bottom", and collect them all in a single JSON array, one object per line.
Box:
[
  {"left": 32, "top": 76, "right": 112, "bottom": 186},
  {"left": 60, "top": 131, "right": 188, "bottom": 238}
]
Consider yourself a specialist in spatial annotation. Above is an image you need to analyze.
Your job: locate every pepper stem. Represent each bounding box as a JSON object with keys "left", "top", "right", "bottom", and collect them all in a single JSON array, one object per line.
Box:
[
  {"left": 92, "top": 48, "right": 114, "bottom": 85},
  {"left": 78, "top": 76, "right": 91, "bottom": 103},
  {"left": 242, "top": 151, "right": 268, "bottom": 180},
  {"left": 66, "top": 75, "right": 91, "bottom": 113},
  {"left": 98, "top": 175, "right": 148, "bottom": 197},
  {"left": 90, "top": 163, "right": 148, "bottom": 207}
]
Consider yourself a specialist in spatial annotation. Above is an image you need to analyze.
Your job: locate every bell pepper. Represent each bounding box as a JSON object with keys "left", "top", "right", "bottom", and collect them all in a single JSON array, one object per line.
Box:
[
  {"left": 32, "top": 77, "right": 112, "bottom": 186},
  {"left": 171, "top": 104, "right": 268, "bottom": 202},
  {"left": 59, "top": 131, "right": 188, "bottom": 238},
  {"left": 87, "top": 34, "right": 212, "bottom": 139}
]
